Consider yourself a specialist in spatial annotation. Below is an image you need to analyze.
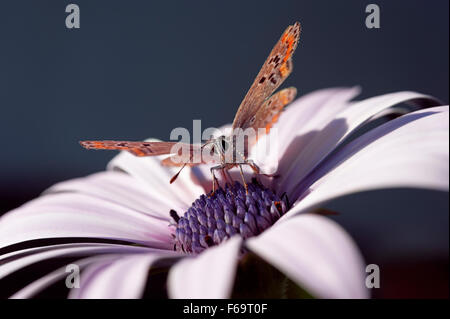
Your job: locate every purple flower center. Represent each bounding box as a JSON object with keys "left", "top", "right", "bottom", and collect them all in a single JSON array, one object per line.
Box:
[{"left": 171, "top": 179, "right": 288, "bottom": 254}]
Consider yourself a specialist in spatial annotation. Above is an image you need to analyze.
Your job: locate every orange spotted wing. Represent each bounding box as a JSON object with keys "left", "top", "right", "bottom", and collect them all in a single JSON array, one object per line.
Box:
[
  {"left": 232, "top": 22, "right": 300, "bottom": 131},
  {"left": 80, "top": 23, "right": 301, "bottom": 168},
  {"left": 79, "top": 140, "right": 201, "bottom": 160},
  {"left": 250, "top": 87, "right": 297, "bottom": 134}
]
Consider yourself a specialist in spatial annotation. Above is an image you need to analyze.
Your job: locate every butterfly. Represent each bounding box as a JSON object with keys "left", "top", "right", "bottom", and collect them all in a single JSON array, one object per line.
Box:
[{"left": 80, "top": 22, "right": 301, "bottom": 193}]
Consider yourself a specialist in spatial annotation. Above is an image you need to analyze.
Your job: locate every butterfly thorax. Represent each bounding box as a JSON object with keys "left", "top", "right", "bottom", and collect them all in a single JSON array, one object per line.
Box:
[{"left": 210, "top": 135, "right": 247, "bottom": 165}]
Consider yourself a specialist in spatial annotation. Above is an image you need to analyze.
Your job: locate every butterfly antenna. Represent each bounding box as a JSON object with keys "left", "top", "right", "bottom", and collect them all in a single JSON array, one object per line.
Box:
[
  {"left": 170, "top": 147, "right": 199, "bottom": 184},
  {"left": 170, "top": 161, "right": 189, "bottom": 184},
  {"left": 170, "top": 141, "right": 210, "bottom": 184}
]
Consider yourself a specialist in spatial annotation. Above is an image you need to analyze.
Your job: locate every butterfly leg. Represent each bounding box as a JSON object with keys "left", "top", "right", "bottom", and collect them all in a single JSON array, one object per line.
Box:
[
  {"left": 238, "top": 164, "right": 249, "bottom": 193},
  {"left": 245, "top": 159, "right": 279, "bottom": 178},
  {"left": 242, "top": 160, "right": 262, "bottom": 185},
  {"left": 225, "top": 168, "right": 234, "bottom": 184},
  {"left": 220, "top": 167, "right": 232, "bottom": 185},
  {"left": 210, "top": 165, "right": 223, "bottom": 195},
  {"left": 245, "top": 159, "right": 261, "bottom": 174}
]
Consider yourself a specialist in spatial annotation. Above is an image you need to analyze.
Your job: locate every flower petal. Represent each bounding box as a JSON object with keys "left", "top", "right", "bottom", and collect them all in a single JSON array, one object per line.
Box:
[
  {"left": 69, "top": 252, "right": 180, "bottom": 299},
  {"left": 0, "top": 193, "right": 173, "bottom": 249},
  {"left": 167, "top": 236, "right": 242, "bottom": 298},
  {"left": 10, "top": 254, "right": 118, "bottom": 298},
  {"left": 279, "top": 91, "right": 441, "bottom": 199},
  {"left": 0, "top": 243, "right": 157, "bottom": 280},
  {"left": 251, "top": 87, "right": 361, "bottom": 176},
  {"left": 284, "top": 106, "right": 449, "bottom": 219},
  {"left": 246, "top": 214, "right": 369, "bottom": 298},
  {"left": 47, "top": 171, "right": 175, "bottom": 221}
]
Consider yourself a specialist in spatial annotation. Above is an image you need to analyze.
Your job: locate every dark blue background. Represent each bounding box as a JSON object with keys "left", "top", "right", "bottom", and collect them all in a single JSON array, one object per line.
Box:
[{"left": 0, "top": 0, "right": 448, "bottom": 297}]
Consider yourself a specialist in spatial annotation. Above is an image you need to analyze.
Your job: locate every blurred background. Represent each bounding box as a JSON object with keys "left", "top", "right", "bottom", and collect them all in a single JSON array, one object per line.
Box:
[{"left": 0, "top": 0, "right": 448, "bottom": 298}]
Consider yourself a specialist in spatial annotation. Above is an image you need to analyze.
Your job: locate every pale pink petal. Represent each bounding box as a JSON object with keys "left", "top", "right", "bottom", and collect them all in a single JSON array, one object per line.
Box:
[
  {"left": 0, "top": 193, "right": 173, "bottom": 249},
  {"left": 69, "top": 252, "right": 181, "bottom": 299},
  {"left": 108, "top": 140, "right": 205, "bottom": 209},
  {"left": 246, "top": 214, "right": 369, "bottom": 298},
  {"left": 283, "top": 107, "right": 449, "bottom": 220},
  {"left": 253, "top": 87, "right": 361, "bottom": 176},
  {"left": 10, "top": 254, "right": 118, "bottom": 299},
  {"left": 0, "top": 243, "right": 158, "bottom": 279},
  {"left": 47, "top": 171, "right": 175, "bottom": 221},
  {"left": 277, "top": 87, "right": 362, "bottom": 147},
  {"left": 167, "top": 236, "right": 242, "bottom": 298},
  {"left": 279, "top": 91, "right": 441, "bottom": 199}
]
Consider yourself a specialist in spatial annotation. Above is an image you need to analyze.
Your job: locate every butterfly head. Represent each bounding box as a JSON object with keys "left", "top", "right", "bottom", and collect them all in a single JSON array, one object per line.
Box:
[{"left": 211, "top": 135, "right": 232, "bottom": 156}]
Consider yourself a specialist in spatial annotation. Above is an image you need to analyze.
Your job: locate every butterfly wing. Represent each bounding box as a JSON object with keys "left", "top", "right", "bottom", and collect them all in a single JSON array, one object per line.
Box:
[
  {"left": 79, "top": 140, "right": 194, "bottom": 157},
  {"left": 251, "top": 87, "right": 297, "bottom": 134},
  {"left": 232, "top": 22, "right": 301, "bottom": 130}
]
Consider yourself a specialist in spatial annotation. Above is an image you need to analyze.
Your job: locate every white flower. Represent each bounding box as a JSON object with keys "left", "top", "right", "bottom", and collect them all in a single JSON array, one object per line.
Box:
[{"left": 0, "top": 88, "right": 448, "bottom": 299}]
